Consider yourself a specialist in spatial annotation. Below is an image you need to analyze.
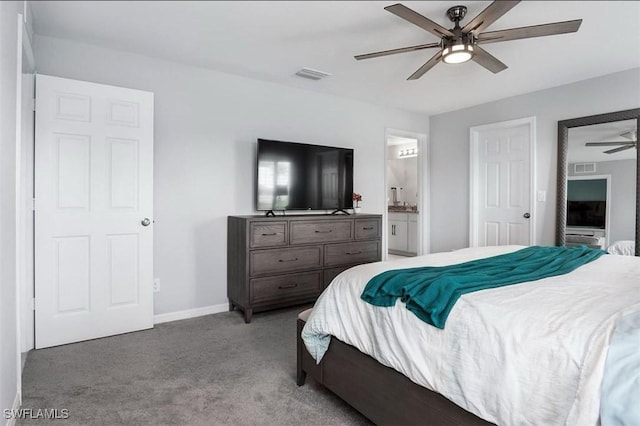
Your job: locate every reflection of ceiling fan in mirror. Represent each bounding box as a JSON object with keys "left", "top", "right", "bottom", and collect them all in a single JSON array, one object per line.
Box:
[
  {"left": 354, "top": 1, "right": 583, "bottom": 79},
  {"left": 585, "top": 130, "right": 638, "bottom": 154}
]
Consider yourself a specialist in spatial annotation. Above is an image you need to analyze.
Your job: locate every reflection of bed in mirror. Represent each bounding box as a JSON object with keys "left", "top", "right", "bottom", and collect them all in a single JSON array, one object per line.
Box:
[
  {"left": 566, "top": 233, "right": 605, "bottom": 249},
  {"left": 608, "top": 240, "right": 636, "bottom": 256}
]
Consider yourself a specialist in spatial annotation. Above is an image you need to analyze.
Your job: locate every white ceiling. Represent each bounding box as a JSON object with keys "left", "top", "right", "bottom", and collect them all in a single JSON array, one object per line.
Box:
[
  {"left": 30, "top": 1, "right": 640, "bottom": 116},
  {"left": 568, "top": 119, "right": 637, "bottom": 163}
]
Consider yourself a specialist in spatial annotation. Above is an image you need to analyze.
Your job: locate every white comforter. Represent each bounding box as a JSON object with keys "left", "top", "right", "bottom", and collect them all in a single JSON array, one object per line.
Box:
[{"left": 301, "top": 246, "right": 640, "bottom": 426}]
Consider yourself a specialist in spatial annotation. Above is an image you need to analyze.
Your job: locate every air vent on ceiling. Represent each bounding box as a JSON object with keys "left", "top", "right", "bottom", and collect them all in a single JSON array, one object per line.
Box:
[{"left": 295, "top": 68, "right": 332, "bottom": 81}]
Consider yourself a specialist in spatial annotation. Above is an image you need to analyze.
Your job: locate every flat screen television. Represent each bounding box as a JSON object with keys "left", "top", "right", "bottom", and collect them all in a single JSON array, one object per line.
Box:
[
  {"left": 566, "top": 200, "right": 606, "bottom": 228},
  {"left": 256, "top": 139, "right": 354, "bottom": 212}
]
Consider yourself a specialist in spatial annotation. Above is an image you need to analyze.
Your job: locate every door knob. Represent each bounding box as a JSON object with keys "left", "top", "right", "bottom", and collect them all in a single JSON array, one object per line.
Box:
[
  {"left": 523, "top": 213, "right": 531, "bottom": 219},
  {"left": 141, "top": 218, "right": 151, "bottom": 226}
]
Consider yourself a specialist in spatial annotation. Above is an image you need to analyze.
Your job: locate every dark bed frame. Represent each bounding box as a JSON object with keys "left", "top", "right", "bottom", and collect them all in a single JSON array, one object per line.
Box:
[{"left": 296, "top": 318, "right": 493, "bottom": 425}]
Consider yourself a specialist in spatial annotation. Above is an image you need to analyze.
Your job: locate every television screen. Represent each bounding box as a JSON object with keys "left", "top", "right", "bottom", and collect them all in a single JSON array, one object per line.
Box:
[
  {"left": 256, "top": 139, "right": 354, "bottom": 212},
  {"left": 566, "top": 201, "right": 606, "bottom": 228}
]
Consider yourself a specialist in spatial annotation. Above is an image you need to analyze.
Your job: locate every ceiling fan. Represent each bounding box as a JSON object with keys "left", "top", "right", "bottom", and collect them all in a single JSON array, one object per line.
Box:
[
  {"left": 585, "top": 130, "right": 638, "bottom": 154},
  {"left": 355, "top": 1, "right": 582, "bottom": 79}
]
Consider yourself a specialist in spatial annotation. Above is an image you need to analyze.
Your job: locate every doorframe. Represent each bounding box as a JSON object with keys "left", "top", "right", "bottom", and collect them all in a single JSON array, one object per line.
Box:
[
  {"left": 17, "top": 14, "right": 36, "bottom": 357},
  {"left": 469, "top": 116, "right": 537, "bottom": 247},
  {"left": 14, "top": 9, "right": 36, "bottom": 412},
  {"left": 384, "top": 128, "right": 429, "bottom": 259}
]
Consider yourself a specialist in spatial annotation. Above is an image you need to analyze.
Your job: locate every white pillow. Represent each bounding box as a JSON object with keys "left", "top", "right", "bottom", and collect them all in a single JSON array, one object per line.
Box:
[
  {"left": 566, "top": 235, "right": 600, "bottom": 245},
  {"left": 608, "top": 240, "right": 635, "bottom": 256}
]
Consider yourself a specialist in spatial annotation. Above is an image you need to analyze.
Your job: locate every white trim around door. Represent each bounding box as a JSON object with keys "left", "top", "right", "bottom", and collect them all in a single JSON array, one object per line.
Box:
[{"left": 17, "top": 16, "right": 35, "bottom": 357}]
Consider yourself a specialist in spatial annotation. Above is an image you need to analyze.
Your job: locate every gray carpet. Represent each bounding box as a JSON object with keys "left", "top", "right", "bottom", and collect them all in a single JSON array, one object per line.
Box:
[{"left": 19, "top": 306, "right": 371, "bottom": 425}]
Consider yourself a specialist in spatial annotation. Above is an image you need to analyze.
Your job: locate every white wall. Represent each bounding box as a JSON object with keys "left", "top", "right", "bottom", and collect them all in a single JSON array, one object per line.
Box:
[
  {"left": 33, "top": 35, "right": 429, "bottom": 316},
  {"left": 0, "top": 0, "right": 22, "bottom": 418},
  {"left": 429, "top": 68, "right": 640, "bottom": 252}
]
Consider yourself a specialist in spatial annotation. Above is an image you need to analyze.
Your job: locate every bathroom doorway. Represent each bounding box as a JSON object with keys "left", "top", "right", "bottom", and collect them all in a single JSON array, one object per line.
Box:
[{"left": 385, "top": 129, "right": 427, "bottom": 260}]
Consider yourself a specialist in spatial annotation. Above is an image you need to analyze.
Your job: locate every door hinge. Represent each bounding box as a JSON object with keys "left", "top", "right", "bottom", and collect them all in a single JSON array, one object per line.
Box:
[
  {"left": 31, "top": 198, "right": 36, "bottom": 211},
  {"left": 31, "top": 98, "right": 36, "bottom": 112},
  {"left": 31, "top": 297, "right": 36, "bottom": 311}
]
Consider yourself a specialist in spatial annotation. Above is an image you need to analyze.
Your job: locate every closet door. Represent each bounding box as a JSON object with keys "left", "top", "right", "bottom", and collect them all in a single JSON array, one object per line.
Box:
[
  {"left": 35, "top": 74, "right": 154, "bottom": 348},
  {"left": 470, "top": 118, "right": 534, "bottom": 247}
]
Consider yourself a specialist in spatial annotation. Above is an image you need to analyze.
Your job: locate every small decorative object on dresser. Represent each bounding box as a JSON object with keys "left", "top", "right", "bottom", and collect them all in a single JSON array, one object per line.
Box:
[
  {"left": 352, "top": 192, "right": 362, "bottom": 207},
  {"left": 352, "top": 192, "right": 363, "bottom": 214},
  {"left": 227, "top": 214, "right": 382, "bottom": 323}
]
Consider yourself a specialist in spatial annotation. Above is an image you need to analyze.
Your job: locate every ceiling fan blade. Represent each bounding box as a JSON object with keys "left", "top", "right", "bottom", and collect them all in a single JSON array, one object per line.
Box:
[
  {"left": 471, "top": 45, "right": 508, "bottom": 73},
  {"left": 620, "top": 130, "right": 637, "bottom": 140},
  {"left": 462, "top": 1, "right": 520, "bottom": 36},
  {"left": 477, "top": 19, "right": 582, "bottom": 44},
  {"left": 407, "top": 50, "right": 443, "bottom": 80},
  {"left": 355, "top": 42, "right": 440, "bottom": 60},
  {"left": 585, "top": 141, "right": 634, "bottom": 146},
  {"left": 604, "top": 145, "right": 635, "bottom": 154},
  {"left": 385, "top": 4, "right": 455, "bottom": 38}
]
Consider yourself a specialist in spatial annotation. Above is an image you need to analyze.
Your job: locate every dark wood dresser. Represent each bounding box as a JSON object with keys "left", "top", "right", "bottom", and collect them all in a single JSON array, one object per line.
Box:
[{"left": 227, "top": 214, "right": 382, "bottom": 322}]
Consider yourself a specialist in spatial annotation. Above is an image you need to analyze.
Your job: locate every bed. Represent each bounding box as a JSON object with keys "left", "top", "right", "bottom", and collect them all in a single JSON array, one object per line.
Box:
[
  {"left": 297, "top": 245, "right": 640, "bottom": 425},
  {"left": 608, "top": 240, "right": 636, "bottom": 256},
  {"left": 565, "top": 234, "right": 605, "bottom": 249}
]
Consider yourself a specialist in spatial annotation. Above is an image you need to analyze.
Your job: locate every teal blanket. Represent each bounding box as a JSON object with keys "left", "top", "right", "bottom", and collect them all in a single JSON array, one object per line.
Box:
[{"left": 361, "top": 246, "right": 606, "bottom": 329}]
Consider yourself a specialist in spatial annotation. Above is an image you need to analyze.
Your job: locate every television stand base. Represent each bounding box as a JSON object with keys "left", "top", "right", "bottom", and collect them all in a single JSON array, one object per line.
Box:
[
  {"left": 330, "top": 209, "right": 350, "bottom": 215},
  {"left": 265, "top": 210, "right": 276, "bottom": 217}
]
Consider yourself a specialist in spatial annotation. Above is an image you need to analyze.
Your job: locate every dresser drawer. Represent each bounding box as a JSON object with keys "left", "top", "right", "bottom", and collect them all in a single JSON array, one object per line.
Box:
[
  {"left": 250, "top": 271, "right": 322, "bottom": 304},
  {"left": 324, "top": 241, "right": 380, "bottom": 267},
  {"left": 250, "top": 246, "right": 322, "bottom": 276},
  {"left": 290, "top": 220, "right": 353, "bottom": 244},
  {"left": 250, "top": 222, "right": 287, "bottom": 248},
  {"left": 355, "top": 218, "right": 380, "bottom": 240}
]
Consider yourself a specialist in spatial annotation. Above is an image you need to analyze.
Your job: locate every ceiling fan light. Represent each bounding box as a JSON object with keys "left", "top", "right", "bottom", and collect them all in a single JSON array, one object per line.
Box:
[{"left": 443, "top": 43, "right": 473, "bottom": 64}]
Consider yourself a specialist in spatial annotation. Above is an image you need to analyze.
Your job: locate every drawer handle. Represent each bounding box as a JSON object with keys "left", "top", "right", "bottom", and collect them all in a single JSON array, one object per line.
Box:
[
  {"left": 315, "top": 230, "right": 333, "bottom": 234},
  {"left": 278, "top": 283, "right": 298, "bottom": 290},
  {"left": 362, "top": 227, "right": 374, "bottom": 230},
  {"left": 261, "top": 232, "right": 277, "bottom": 236},
  {"left": 278, "top": 257, "right": 298, "bottom": 263},
  {"left": 346, "top": 251, "right": 362, "bottom": 255}
]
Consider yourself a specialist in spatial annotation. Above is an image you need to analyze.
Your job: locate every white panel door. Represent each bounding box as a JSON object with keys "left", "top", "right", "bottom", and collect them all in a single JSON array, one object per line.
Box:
[
  {"left": 471, "top": 119, "right": 533, "bottom": 247},
  {"left": 35, "top": 74, "right": 154, "bottom": 349}
]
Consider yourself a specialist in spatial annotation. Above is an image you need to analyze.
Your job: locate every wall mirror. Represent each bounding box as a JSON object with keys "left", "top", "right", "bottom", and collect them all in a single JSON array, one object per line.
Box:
[{"left": 557, "top": 108, "right": 639, "bottom": 256}]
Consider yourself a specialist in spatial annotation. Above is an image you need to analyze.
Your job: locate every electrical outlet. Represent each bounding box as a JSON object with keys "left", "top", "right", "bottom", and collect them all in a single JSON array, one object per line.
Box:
[{"left": 153, "top": 278, "right": 160, "bottom": 293}]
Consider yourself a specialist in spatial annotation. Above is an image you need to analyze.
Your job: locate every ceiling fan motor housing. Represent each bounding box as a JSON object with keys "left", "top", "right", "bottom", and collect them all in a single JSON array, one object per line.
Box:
[
  {"left": 442, "top": 5, "right": 475, "bottom": 63},
  {"left": 446, "top": 5, "right": 467, "bottom": 23}
]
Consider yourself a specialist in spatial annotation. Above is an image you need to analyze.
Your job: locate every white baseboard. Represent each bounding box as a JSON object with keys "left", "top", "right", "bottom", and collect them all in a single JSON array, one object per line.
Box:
[
  {"left": 6, "top": 391, "right": 21, "bottom": 426},
  {"left": 153, "top": 303, "right": 228, "bottom": 325}
]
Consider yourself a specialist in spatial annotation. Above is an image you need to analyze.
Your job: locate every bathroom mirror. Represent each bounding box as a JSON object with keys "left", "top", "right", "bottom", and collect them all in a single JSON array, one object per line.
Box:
[{"left": 556, "top": 108, "right": 639, "bottom": 256}]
